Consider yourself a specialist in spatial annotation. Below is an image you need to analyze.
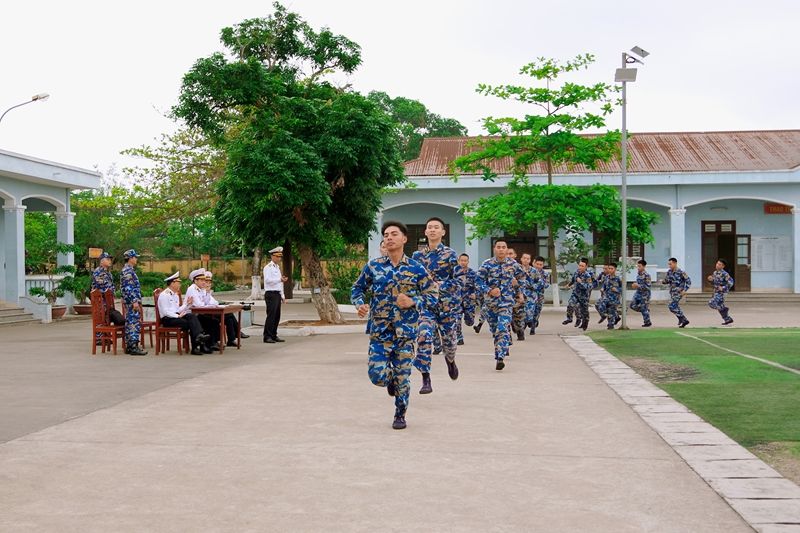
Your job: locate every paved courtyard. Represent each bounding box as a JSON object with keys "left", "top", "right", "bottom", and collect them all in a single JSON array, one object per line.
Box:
[{"left": 1, "top": 301, "right": 796, "bottom": 531}]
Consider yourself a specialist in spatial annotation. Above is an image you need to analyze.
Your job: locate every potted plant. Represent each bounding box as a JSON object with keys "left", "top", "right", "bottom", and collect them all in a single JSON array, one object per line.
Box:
[
  {"left": 27, "top": 243, "right": 81, "bottom": 320},
  {"left": 69, "top": 274, "right": 93, "bottom": 315}
]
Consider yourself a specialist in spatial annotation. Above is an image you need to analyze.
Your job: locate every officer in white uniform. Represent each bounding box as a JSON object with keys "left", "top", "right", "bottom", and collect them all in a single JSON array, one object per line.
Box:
[
  {"left": 185, "top": 268, "right": 220, "bottom": 350},
  {"left": 157, "top": 272, "right": 211, "bottom": 355},
  {"left": 263, "top": 247, "right": 287, "bottom": 343}
]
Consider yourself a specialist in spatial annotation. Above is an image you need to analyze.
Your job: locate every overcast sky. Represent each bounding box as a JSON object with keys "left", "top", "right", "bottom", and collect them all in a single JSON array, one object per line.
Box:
[{"left": 1, "top": 0, "right": 798, "bottom": 174}]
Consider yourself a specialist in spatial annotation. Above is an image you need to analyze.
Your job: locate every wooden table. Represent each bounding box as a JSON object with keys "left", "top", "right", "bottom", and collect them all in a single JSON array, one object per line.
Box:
[{"left": 193, "top": 304, "right": 244, "bottom": 353}]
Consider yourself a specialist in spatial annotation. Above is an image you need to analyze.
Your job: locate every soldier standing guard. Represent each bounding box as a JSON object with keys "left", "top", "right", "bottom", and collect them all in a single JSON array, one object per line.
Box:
[
  {"left": 120, "top": 249, "right": 147, "bottom": 356},
  {"left": 412, "top": 217, "right": 460, "bottom": 395},
  {"left": 476, "top": 240, "right": 528, "bottom": 371},
  {"left": 707, "top": 259, "right": 734, "bottom": 325},
  {"left": 630, "top": 259, "right": 653, "bottom": 327},
  {"left": 91, "top": 251, "right": 124, "bottom": 345},
  {"left": 663, "top": 257, "right": 692, "bottom": 327},
  {"left": 351, "top": 221, "right": 438, "bottom": 430}
]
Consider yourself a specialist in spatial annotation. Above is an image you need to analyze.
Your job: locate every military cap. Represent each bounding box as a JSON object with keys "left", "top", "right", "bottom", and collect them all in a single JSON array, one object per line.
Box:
[
  {"left": 123, "top": 249, "right": 139, "bottom": 259},
  {"left": 99, "top": 252, "right": 112, "bottom": 259},
  {"left": 203, "top": 271, "right": 213, "bottom": 280},
  {"left": 189, "top": 268, "right": 206, "bottom": 281},
  {"left": 269, "top": 246, "right": 284, "bottom": 254},
  {"left": 164, "top": 271, "right": 180, "bottom": 283}
]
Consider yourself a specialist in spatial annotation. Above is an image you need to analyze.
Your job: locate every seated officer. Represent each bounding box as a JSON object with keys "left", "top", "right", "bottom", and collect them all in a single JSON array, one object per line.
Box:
[
  {"left": 185, "top": 268, "right": 221, "bottom": 350},
  {"left": 203, "top": 271, "right": 247, "bottom": 344},
  {"left": 157, "top": 272, "right": 211, "bottom": 355}
]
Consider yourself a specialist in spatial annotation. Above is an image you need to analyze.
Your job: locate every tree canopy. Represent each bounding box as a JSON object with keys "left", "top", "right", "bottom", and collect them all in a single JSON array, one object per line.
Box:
[{"left": 173, "top": 2, "right": 405, "bottom": 322}]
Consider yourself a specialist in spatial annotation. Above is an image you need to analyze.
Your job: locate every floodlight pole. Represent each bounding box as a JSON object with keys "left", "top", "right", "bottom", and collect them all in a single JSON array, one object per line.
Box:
[
  {"left": 0, "top": 93, "right": 50, "bottom": 124},
  {"left": 620, "top": 52, "right": 629, "bottom": 330}
]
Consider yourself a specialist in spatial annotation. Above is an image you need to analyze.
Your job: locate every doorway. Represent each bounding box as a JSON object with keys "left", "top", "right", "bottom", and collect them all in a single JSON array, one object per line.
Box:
[{"left": 701, "top": 220, "right": 750, "bottom": 291}]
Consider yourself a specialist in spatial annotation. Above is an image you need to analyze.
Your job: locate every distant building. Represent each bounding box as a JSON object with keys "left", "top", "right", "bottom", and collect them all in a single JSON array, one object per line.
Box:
[
  {"left": 1, "top": 149, "right": 100, "bottom": 318},
  {"left": 374, "top": 130, "right": 800, "bottom": 292}
]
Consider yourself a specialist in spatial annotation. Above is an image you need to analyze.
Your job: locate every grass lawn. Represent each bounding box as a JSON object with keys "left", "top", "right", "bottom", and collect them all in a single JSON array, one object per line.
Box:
[{"left": 588, "top": 328, "right": 800, "bottom": 483}]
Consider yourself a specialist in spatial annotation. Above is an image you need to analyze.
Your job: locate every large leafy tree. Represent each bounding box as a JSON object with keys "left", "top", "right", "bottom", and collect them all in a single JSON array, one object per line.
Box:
[
  {"left": 173, "top": 3, "right": 405, "bottom": 322},
  {"left": 367, "top": 91, "right": 467, "bottom": 160},
  {"left": 453, "top": 54, "right": 624, "bottom": 303}
]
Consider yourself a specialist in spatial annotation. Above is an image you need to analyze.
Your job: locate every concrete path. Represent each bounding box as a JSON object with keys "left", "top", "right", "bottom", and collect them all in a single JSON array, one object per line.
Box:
[{"left": 0, "top": 305, "right": 758, "bottom": 532}]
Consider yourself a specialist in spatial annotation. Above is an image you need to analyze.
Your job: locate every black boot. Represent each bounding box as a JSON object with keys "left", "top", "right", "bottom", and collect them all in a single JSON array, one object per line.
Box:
[
  {"left": 679, "top": 318, "right": 690, "bottom": 328},
  {"left": 419, "top": 372, "right": 432, "bottom": 394},
  {"left": 473, "top": 323, "right": 483, "bottom": 334},
  {"left": 562, "top": 317, "right": 573, "bottom": 325},
  {"left": 598, "top": 315, "right": 606, "bottom": 324},
  {"left": 642, "top": 320, "right": 652, "bottom": 327},
  {"left": 580, "top": 318, "right": 589, "bottom": 331},
  {"left": 126, "top": 345, "right": 147, "bottom": 356},
  {"left": 392, "top": 414, "right": 407, "bottom": 430},
  {"left": 517, "top": 329, "right": 525, "bottom": 341}
]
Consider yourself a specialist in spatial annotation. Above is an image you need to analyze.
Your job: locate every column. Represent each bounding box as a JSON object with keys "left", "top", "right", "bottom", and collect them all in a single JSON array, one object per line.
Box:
[
  {"left": 463, "top": 212, "right": 481, "bottom": 265},
  {"left": 3, "top": 205, "right": 26, "bottom": 303},
  {"left": 55, "top": 211, "right": 76, "bottom": 267},
  {"left": 669, "top": 208, "right": 687, "bottom": 262},
  {"left": 367, "top": 211, "right": 383, "bottom": 259},
  {"left": 793, "top": 208, "right": 800, "bottom": 294}
]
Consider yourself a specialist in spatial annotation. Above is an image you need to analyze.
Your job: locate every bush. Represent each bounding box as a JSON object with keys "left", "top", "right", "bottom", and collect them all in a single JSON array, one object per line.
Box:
[{"left": 327, "top": 260, "right": 362, "bottom": 305}]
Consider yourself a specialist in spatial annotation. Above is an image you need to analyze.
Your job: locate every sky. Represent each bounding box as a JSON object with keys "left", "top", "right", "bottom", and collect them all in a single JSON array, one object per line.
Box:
[{"left": 1, "top": 0, "right": 798, "bottom": 174}]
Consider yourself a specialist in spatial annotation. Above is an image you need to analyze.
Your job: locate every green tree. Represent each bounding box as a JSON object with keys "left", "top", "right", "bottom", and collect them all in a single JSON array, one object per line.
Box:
[
  {"left": 452, "top": 54, "right": 623, "bottom": 303},
  {"left": 367, "top": 91, "right": 467, "bottom": 161},
  {"left": 24, "top": 212, "right": 57, "bottom": 274},
  {"left": 173, "top": 3, "right": 405, "bottom": 322}
]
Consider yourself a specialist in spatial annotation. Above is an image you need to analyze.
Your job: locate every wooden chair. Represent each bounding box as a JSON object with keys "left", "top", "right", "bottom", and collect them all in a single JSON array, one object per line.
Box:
[
  {"left": 120, "top": 297, "right": 155, "bottom": 348},
  {"left": 153, "top": 288, "right": 190, "bottom": 355},
  {"left": 91, "top": 289, "right": 124, "bottom": 355}
]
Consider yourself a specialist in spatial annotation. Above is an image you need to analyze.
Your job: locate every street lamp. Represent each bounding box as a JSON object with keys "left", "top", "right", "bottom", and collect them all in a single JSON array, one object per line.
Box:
[
  {"left": 0, "top": 93, "right": 50, "bottom": 124},
  {"left": 615, "top": 46, "right": 648, "bottom": 330}
]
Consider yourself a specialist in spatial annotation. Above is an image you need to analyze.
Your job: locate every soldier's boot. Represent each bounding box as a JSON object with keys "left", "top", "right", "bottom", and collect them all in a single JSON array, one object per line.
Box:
[
  {"left": 392, "top": 414, "right": 407, "bottom": 430},
  {"left": 598, "top": 315, "right": 607, "bottom": 324},
  {"left": 679, "top": 317, "right": 690, "bottom": 328},
  {"left": 457, "top": 337, "right": 464, "bottom": 345},
  {"left": 473, "top": 322, "right": 483, "bottom": 334},
  {"left": 495, "top": 358, "right": 505, "bottom": 371},
  {"left": 126, "top": 345, "right": 147, "bottom": 356},
  {"left": 419, "top": 372, "right": 433, "bottom": 394},
  {"left": 517, "top": 329, "right": 525, "bottom": 341},
  {"left": 561, "top": 317, "right": 573, "bottom": 325},
  {"left": 446, "top": 357, "right": 459, "bottom": 380},
  {"left": 723, "top": 317, "right": 734, "bottom": 325},
  {"left": 580, "top": 318, "right": 589, "bottom": 331},
  {"left": 574, "top": 318, "right": 582, "bottom": 327},
  {"left": 642, "top": 320, "right": 652, "bottom": 327}
]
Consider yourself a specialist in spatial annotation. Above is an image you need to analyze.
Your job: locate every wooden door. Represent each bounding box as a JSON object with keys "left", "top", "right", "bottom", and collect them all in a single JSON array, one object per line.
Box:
[
  {"left": 701, "top": 220, "right": 736, "bottom": 291},
  {"left": 735, "top": 234, "right": 751, "bottom": 292}
]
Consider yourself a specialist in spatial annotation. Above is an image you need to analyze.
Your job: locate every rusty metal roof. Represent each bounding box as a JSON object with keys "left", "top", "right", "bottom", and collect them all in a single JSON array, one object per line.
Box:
[{"left": 403, "top": 130, "right": 800, "bottom": 176}]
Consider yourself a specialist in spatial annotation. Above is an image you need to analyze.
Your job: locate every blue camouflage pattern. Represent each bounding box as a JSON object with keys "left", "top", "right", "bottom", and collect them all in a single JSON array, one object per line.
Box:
[
  {"left": 530, "top": 267, "right": 549, "bottom": 328},
  {"left": 595, "top": 274, "right": 622, "bottom": 328},
  {"left": 455, "top": 266, "right": 478, "bottom": 343},
  {"left": 351, "top": 255, "right": 438, "bottom": 416},
  {"left": 91, "top": 265, "right": 116, "bottom": 340},
  {"left": 120, "top": 264, "right": 142, "bottom": 347},
  {"left": 629, "top": 270, "right": 652, "bottom": 323},
  {"left": 663, "top": 268, "right": 691, "bottom": 321},
  {"left": 412, "top": 243, "right": 460, "bottom": 372},
  {"left": 566, "top": 269, "right": 595, "bottom": 323},
  {"left": 476, "top": 257, "right": 527, "bottom": 360},
  {"left": 708, "top": 269, "right": 734, "bottom": 319}
]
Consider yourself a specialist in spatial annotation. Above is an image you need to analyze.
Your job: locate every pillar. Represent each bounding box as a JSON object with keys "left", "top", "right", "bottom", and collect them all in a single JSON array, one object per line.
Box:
[
  {"left": 55, "top": 211, "right": 76, "bottom": 267},
  {"left": 3, "top": 205, "right": 26, "bottom": 303},
  {"left": 669, "top": 208, "right": 687, "bottom": 262},
  {"left": 793, "top": 208, "right": 800, "bottom": 293},
  {"left": 464, "top": 212, "right": 481, "bottom": 266},
  {"left": 368, "top": 211, "right": 383, "bottom": 259}
]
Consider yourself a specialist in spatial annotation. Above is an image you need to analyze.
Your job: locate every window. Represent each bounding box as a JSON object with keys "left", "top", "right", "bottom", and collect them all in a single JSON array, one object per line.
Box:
[
  {"left": 493, "top": 228, "right": 548, "bottom": 262},
  {"left": 404, "top": 224, "right": 450, "bottom": 257},
  {"left": 593, "top": 230, "right": 644, "bottom": 264}
]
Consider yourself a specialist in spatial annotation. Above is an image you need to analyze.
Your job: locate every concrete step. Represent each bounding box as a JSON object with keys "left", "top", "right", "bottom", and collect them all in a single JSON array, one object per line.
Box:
[
  {"left": 0, "top": 315, "right": 40, "bottom": 326},
  {"left": 0, "top": 307, "right": 29, "bottom": 317}
]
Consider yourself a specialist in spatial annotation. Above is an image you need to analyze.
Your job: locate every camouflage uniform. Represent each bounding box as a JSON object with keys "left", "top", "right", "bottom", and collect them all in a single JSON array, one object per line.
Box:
[
  {"left": 91, "top": 265, "right": 115, "bottom": 341},
  {"left": 412, "top": 243, "right": 460, "bottom": 372},
  {"left": 629, "top": 270, "right": 652, "bottom": 324},
  {"left": 567, "top": 270, "right": 596, "bottom": 325},
  {"left": 120, "top": 264, "right": 142, "bottom": 349},
  {"left": 596, "top": 274, "right": 622, "bottom": 329},
  {"left": 455, "top": 266, "right": 478, "bottom": 343},
  {"left": 511, "top": 269, "right": 528, "bottom": 338},
  {"left": 708, "top": 269, "right": 734, "bottom": 322},
  {"left": 663, "top": 268, "right": 691, "bottom": 324},
  {"left": 529, "top": 267, "right": 549, "bottom": 331},
  {"left": 476, "top": 257, "right": 527, "bottom": 361},
  {"left": 351, "top": 255, "right": 437, "bottom": 418},
  {"left": 594, "top": 272, "right": 607, "bottom": 320}
]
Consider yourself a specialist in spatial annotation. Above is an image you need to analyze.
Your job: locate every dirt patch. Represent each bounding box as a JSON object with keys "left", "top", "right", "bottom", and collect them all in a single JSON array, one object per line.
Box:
[
  {"left": 281, "top": 319, "right": 366, "bottom": 327},
  {"left": 751, "top": 442, "right": 800, "bottom": 486},
  {"left": 624, "top": 357, "right": 700, "bottom": 383}
]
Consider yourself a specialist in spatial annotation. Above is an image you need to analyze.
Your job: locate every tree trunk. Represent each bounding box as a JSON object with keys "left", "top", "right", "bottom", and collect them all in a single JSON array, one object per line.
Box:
[
  {"left": 298, "top": 244, "right": 344, "bottom": 324},
  {"left": 249, "top": 247, "right": 263, "bottom": 301},
  {"left": 546, "top": 156, "right": 561, "bottom": 306},
  {"left": 282, "top": 239, "right": 293, "bottom": 300}
]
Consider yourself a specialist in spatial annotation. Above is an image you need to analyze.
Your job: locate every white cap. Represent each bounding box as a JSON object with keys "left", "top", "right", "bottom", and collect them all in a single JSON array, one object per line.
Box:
[
  {"left": 189, "top": 268, "right": 206, "bottom": 281},
  {"left": 204, "top": 271, "right": 213, "bottom": 280},
  {"left": 269, "top": 246, "right": 284, "bottom": 254},
  {"left": 164, "top": 271, "right": 180, "bottom": 283}
]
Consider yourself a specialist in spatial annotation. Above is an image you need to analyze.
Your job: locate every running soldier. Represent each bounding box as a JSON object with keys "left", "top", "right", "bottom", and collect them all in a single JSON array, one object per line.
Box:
[
  {"left": 529, "top": 256, "right": 549, "bottom": 335},
  {"left": 412, "top": 217, "right": 460, "bottom": 394},
  {"left": 351, "top": 221, "right": 437, "bottom": 430},
  {"left": 707, "top": 259, "right": 734, "bottom": 325},
  {"left": 507, "top": 248, "right": 527, "bottom": 341},
  {"left": 595, "top": 262, "right": 622, "bottom": 330},
  {"left": 476, "top": 240, "right": 528, "bottom": 371},
  {"left": 562, "top": 258, "right": 595, "bottom": 331},
  {"left": 455, "top": 253, "right": 478, "bottom": 345},
  {"left": 630, "top": 259, "right": 653, "bottom": 327},
  {"left": 663, "top": 257, "right": 691, "bottom": 328}
]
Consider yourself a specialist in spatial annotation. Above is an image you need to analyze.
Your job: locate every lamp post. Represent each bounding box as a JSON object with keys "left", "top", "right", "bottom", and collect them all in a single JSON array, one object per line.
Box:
[
  {"left": 614, "top": 47, "right": 648, "bottom": 330},
  {"left": 0, "top": 93, "right": 50, "bottom": 124}
]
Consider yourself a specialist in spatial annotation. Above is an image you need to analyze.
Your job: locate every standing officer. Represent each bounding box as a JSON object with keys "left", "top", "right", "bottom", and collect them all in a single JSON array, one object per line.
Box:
[
  {"left": 412, "top": 217, "right": 460, "bottom": 395},
  {"left": 91, "top": 251, "right": 124, "bottom": 344},
  {"left": 476, "top": 240, "right": 528, "bottom": 371},
  {"left": 630, "top": 259, "right": 652, "bottom": 327},
  {"left": 351, "top": 220, "right": 438, "bottom": 430},
  {"left": 663, "top": 257, "right": 692, "bottom": 327},
  {"left": 455, "top": 253, "right": 478, "bottom": 345},
  {"left": 529, "top": 256, "right": 549, "bottom": 335},
  {"left": 707, "top": 259, "right": 734, "bottom": 325},
  {"left": 263, "top": 246, "right": 287, "bottom": 343},
  {"left": 596, "top": 263, "right": 622, "bottom": 330},
  {"left": 120, "top": 249, "right": 147, "bottom": 356}
]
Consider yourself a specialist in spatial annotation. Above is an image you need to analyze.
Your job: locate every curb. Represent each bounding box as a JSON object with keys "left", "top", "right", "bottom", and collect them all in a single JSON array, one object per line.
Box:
[
  {"left": 561, "top": 334, "right": 800, "bottom": 533},
  {"left": 242, "top": 324, "right": 365, "bottom": 337}
]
